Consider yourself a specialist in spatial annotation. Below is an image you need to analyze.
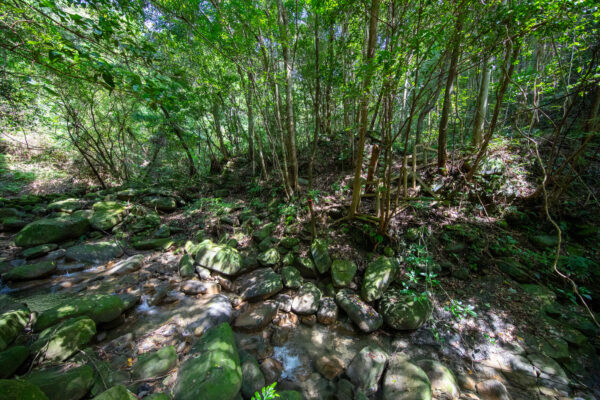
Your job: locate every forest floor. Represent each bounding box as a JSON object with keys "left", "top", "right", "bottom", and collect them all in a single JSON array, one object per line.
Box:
[{"left": 0, "top": 141, "right": 599, "bottom": 400}]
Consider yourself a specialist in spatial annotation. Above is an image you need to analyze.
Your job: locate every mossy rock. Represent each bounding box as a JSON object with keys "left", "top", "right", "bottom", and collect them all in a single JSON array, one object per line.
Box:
[
  {"left": 66, "top": 242, "right": 124, "bottom": 264},
  {"left": 173, "top": 323, "right": 242, "bottom": 400},
  {"left": 195, "top": 239, "right": 243, "bottom": 276},
  {"left": 331, "top": 259, "right": 357, "bottom": 287},
  {"left": 92, "top": 385, "right": 138, "bottom": 400},
  {"left": 378, "top": 290, "right": 432, "bottom": 331},
  {"left": 361, "top": 257, "right": 398, "bottom": 302},
  {"left": 278, "top": 391, "right": 303, "bottom": 400},
  {"left": 311, "top": 239, "right": 332, "bottom": 274},
  {"left": 47, "top": 198, "right": 87, "bottom": 213},
  {"left": 252, "top": 223, "right": 275, "bottom": 243},
  {"left": 0, "top": 309, "right": 30, "bottom": 351},
  {"left": 15, "top": 216, "right": 90, "bottom": 247},
  {"left": 0, "top": 346, "right": 29, "bottom": 379},
  {"left": 22, "top": 244, "right": 58, "bottom": 260},
  {"left": 143, "top": 196, "right": 177, "bottom": 212},
  {"left": 179, "top": 254, "right": 195, "bottom": 278},
  {"left": 90, "top": 202, "right": 126, "bottom": 231},
  {"left": 131, "top": 346, "right": 178, "bottom": 380},
  {"left": 281, "top": 266, "right": 303, "bottom": 289},
  {"left": 34, "top": 294, "right": 124, "bottom": 332},
  {"left": 132, "top": 237, "right": 174, "bottom": 250},
  {"left": 2, "top": 261, "right": 56, "bottom": 281},
  {"left": 240, "top": 351, "right": 265, "bottom": 399},
  {"left": 24, "top": 365, "right": 94, "bottom": 400},
  {"left": 258, "top": 248, "right": 280, "bottom": 267},
  {"left": 0, "top": 379, "right": 49, "bottom": 400},
  {"left": 31, "top": 317, "right": 96, "bottom": 363}
]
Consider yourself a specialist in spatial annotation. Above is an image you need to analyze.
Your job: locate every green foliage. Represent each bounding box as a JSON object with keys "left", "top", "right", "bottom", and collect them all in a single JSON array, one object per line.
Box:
[
  {"left": 251, "top": 382, "right": 279, "bottom": 400},
  {"left": 445, "top": 300, "right": 477, "bottom": 320}
]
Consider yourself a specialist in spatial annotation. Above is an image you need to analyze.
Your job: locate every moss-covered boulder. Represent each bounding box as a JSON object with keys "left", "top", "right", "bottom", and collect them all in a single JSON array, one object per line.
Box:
[
  {"left": 90, "top": 202, "right": 126, "bottom": 231},
  {"left": 335, "top": 289, "right": 382, "bottom": 333},
  {"left": 378, "top": 289, "right": 432, "bottom": 330},
  {"left": 0, "top": 308, "right": 30, "bottom": 351},
  {"left": 65, "top": 242, "right": 124, "bottom": 264},
  {"left": 24, "top": 365, "right": 94, "bottom": 400},
  {"left": 311, "top": 239, "right": 332, "bottom": 274},
  {"left": 132, "top": 237, "right": 174, "bottom": 250},
  {"left": 258, "top": 248, "right": 280, "bottom": 267},
  {"left": 15, "top": 216, "right": 90, "bottom": 247},
  {"left": 382, "top": 354, "right": 432, "bottom": 400},
  {"left": 497, "top": 259, "right": 531, "bottom": 283},
  {"left": 47, "top": 198, "right": 87, "bottom": 213},
  {"left": 361, "top": 257, "right": 398, "bottom": 302},
  {"left": 106, "top": 255, "right": 144, "bottom": 276},
  {"left": 331, "top": 259, "right": 357, "bottom": 287},
  {"left": 295, "top": 257, "right": 318, "bottom": 278},
  {"left": 178, "top": 254, "right": 195, "bottom": 278},
  {"left": 143, "top": 196, "right": 177, "bottom": 212},
  {"left": 291, "top": 282, "right": 322, "bottom": 315},
  {"left": 252, "top": 223, "right": 275, "bottom": 243},
  {"left": 34, "top": 294, "right": 124, "bottom": 332},
  {"left": 131, "top": 346, "right": 178, "bottom": 380},
  {"left": 195, "top": 239, "right": 243, "bottom": 276},
  {"left": 92, "top": 385, "right": 138, "bottom": 400},
  {"left": 2, "top": 261, "right": 56, "bottom": 281},
  {"left": 22, "top": 244, "right": 58, "bottom": 260},
  {"left": 173, "top": 323, "right": 242, "bottom": 400},
  {"left": 31, "top": 317, "right": 96, "bottom": 362},
  {"left": 0, "top": 379, "right": 49, "bottom": 400},
  {"left": 240, "top": 351, "right": 265, "bottom": 399},
  {"left": 281, "top": 266, "right": 303, "bottom": 289},
  {"left": 235, "top": 268, "right": 283, "bottom": 302},
  {"left": 0, "top": 346, "right": 29, "bottom": 378},
  {"left": 278, "top": 391, "right": 303, "bottom": 400},
  {"left": 416, "top": 360, "right": 459, "bottom": 399}
]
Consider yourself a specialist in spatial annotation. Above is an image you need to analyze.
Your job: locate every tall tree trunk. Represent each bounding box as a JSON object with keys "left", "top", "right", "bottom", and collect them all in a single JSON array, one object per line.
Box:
[
  {"left": 245, "top": 71, "right": 256, "bottom": 175},
  {"left": 437, "top": 16, "right": 462, "bottom": 173},
  {"left": 472, "top": 55, "right": 491, "bottom": 147},
  {"left": 160, "top": 105, "right": 197, "bottom": 177},
  {"left": 277, "top": 0, "right": 299, "bottom": 193},
  {"left": 309, "top": 12, "right": 320, "bottom": 192},
  {"left": 348, "top": 0, "right": 380, "bottom": 218},
  {"left": 211, "top": 99, "right": 230, "bottom": 159}
]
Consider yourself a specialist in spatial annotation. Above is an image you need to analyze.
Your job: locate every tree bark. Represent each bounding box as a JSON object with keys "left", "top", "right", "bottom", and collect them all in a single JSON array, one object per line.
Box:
[
  {"left": 160, "top": 105, "right": 197, "bottom": 177},
  {"left": 472, "top": 55, "right": 491, "bottom": 148}
]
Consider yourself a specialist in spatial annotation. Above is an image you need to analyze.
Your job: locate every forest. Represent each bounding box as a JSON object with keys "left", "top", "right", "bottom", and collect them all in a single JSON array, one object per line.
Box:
[{"left": 0, "top": 0, "right": 599, "bottom": 399}]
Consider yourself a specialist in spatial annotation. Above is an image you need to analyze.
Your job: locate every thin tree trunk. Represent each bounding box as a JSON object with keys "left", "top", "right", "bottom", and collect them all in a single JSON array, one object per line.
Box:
[
  {"left": 472, "top": 55, "right": 491, "bottom": 147},
  {"left": 160, "top": 105, "right": 197, "bottom": 177}
]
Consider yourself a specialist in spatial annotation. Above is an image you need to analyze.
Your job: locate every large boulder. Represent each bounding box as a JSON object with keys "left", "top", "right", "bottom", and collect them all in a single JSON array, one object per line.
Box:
[
  {"left": 132, "top": 238, "right": 173, "bottom": 250},
  {"left": 90, "top": 202, "right": 126, "bottom": 231},
  {"left": 295, "top": 257, "right": 318, "bottom": 278},
  {"left": 131, "top": 346, "right": 178, "bottom": 380},
  {"left": 311, "top": 239, "right": 332, "bottom": 274},
  {"left": 281, "top": 266, "right": 303, "bottom": 289},
  {"left": 382, "top": 354, "right": 432, "bottom": 400},
  {"left": 22, "top": 244, "right": 58, "bottom": 260},
  {"left": 257, "top": 248, "right": 280, "bottom": 267},
  {"left": 378, "top": 289, "right": 432, "bottom": 330},
  {"left": 233, "top": 302, "right": 277, "bottom": 332},
  {"left": 195, "top": 240, "right": 243, "bottom": 276},
  {"left": 416, "top": 360, "right": 459, "bottom": 399},
  {"left": 240, "top": 351, "right": 265, "bottom": 399},
  {"left": 34, "top": 294, "right": 125, "bottom": 332},
  {"left": 252, "top": 223, "right": 276, "bottom": 243},
  {"left": 331, "top": 259, "right": 356, "bottom": 287},
  {"left": 24, "top": 365, "right": 94, "bottom": 400},
  {"left": 173, "top": 323, "right": 242, "bottom": 400},
  {"left": 31, "top": 317, "right": 96, "bottom": 362},
  {"left": 346, "top": 345, "right": 389, "bottom": 396},
  {"left": 361, "top": 257, "right": 398, "bottom": 302},
  {"left": 66, "top": 242, "right": 123, "bottom": 264},
  {"left": 0, "top": 309, "right": 30, "bottom": 351},
  {"left": 47, "top": 198, "right": 86, "bottom": 213},
  {"left": 2, "top": 261, "right": 56, "bottom": 281},
  {"left": 15, "top": 216, "right": 90, "bottom": 247},
  {"left": 93, "top": 385, "right": 137, "bottom": 400},
  {"left": 0, "top": 346, "right": 29, "bottom": 379},
  {"left": 106, "top": 255, "right": 144, "bottom": 276},
  {"left": 185, "top": 294, "right": 233, "bottom": 334},
  {"left": 178, "top": 254, "right": 195, "bottom": 278},
  {"left": 235, "top": 268, "right": 283, "bottom": 302},
  {"left": 335, "top": 289, "right": 382, "bottom": 333},
  {"left": 0, "top": 379, "right": 49, "bottom": 400},
  {"left": 143, "top": 196, "right": 177, "bottom": 212},
  {"left": 291, "top": 282, "right": 322, "bottom": 315}
]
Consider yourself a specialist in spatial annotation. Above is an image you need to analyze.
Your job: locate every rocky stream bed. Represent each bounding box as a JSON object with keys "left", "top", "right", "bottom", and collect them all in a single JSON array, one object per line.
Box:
[{"left": 0, "top": 189, "right": 599, "bottom": 400}]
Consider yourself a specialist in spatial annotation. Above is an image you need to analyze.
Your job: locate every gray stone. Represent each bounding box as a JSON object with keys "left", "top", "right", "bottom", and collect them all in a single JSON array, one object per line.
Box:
[
  {"left": 382, "top": 353, "right": 432, "bottom": 400},
  {"left": 292, "top": 282, "right": 322, "bottom": 315},
  {"left": 335, "top": 289, "right": 382, "bottom": 333},
  {"left": 346, "top": 345, "right": 388, "bottom": 395},
  {"left": 317, "top": 297, "right": 338, "bottom": 325},
  {"left": 311, "top": 239, "right": 332, "bottom": 274},
  {"left": 66, "top": 242, "right": 124, "bottom": 264},
  {"left": 281, "top": 266, "right": 303, "bottom": 289},
  {"left": 195, "top": 240, "right": 243, "bottom": 276},
  {"left": 361, "top": 257, "right": 398, "bottom": 302},
  {"left": 233, "top": 302, "right": 277, "bottom": 332},
  {"left": 378, "top": 290, "right": 432, "bottom": 330},
  {"left": 132, "top": 346, "right": 178, "bottom": 379},
  {"left": 235, "top": 268, "right": 283, "bottom": 302},
  {"left": 331, "top": 259, "right": 356, "bottom": 287},
  {"left": 107, "top": 254, "right": 144, "bottom": 276}
]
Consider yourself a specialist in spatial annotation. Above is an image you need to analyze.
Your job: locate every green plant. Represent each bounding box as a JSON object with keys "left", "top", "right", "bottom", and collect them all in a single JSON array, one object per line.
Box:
[
  {"left": 445, "top": 300, "right": 477, "bottom": 320},
  {"left": 278, "top": 202, "right": 298, "bottom": 225},
  {"left": 251, "top": 382, "right": 279, "bottom": 400}
]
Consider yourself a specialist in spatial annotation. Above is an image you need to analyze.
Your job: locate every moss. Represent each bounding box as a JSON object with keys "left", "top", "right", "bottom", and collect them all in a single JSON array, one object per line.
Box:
[{"left": 0, "top": 379, "right": 49, "bottom": 400}]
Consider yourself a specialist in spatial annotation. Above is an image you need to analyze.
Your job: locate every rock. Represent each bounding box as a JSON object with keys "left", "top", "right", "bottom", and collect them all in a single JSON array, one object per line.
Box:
[
  {"left": 346, "top": 345, "right": 388, "bottom": 395},
  {"left": 0, "top": 346, "right": 29, "bottom": 378},
  {"left": 153, "top": 224, "right": 171, "bottom": 238},
  {"left": 47, "top": 198, "right": 87, "bottom": 213},
  {"left": 292, "top": 282, "right": 322, "bottom": 315},
  {"left": 132, "top": 346, "right": 178, "bottom": 380},
  {"left": 15, "top": 216, "right": 90, "bottom": 247},
  {"left": 521, "top": 284, "right": 556, "bottom": 306},
  {"left": 279, "top": 391, "right": 303, "bottom": 400},
  {"left": 0, "top": 379, "right": 49, "bottom": 400},
  {"left": 476, "top": 379, "right": 510, "bottom": 400},
  {"left": 317, "top": 297, "right": 338, "bottom": 325},
  {"left": 90, "top": 202, "right": 126, "bottom": 231},
  {"left": 66, "top": 242, "right": 124, "bottom": 264},
  {"left": 311, "top": 239, "right": 332, "bottom": 274},
  {"left": 282, "top": 252, "right": 295, "bottom": 265},
  {"left": 240, "top": 351, "right": 265, "bottom": 399},
  {"left": 295, "top": 257, "right": 318, "bottom": 278},
  {"left": 252, "top": 223, "right": 275, "bottom": 243},
  {"left": 31, "top": 316, "right": 96, "bottom": 362},
  {"left": 132, "top": 238, "right": 174, "bottom": 250},
  {"left": 258, "top": 248, "right": 280, "bottom": 267},
  {"left": 173, "top": 323, "right": 242, "bottom": 400},
  {"left": 301, "top": 314, "right": 317, "bottom": 326},
  {"left": 260, "top": 357, "right": 283, "bottom": 385},
  {"left": 258, "top": 237, "right": 277, "bottom": 252},
  {"left": 335, "top": 379, "right": 354, "bottom": 400},
  {"left": 335, "top": 289, "right": 383, "bottom": 333},
  {"left": 378, "top": 289, "right": 432, "bottom": 330},
  {"left": 497, "top": 259, "right": 530, "bottom": 283},
  {"left": 144, "top": 196, "right": 177, "bottom": 212},
  {"left": 234, "top": 302, "right": 277, "bottom": 332},
  {"left": 116, "top": 188, "right": 139, "bottom": 201},
  {"left": 503, "top": 354, "right": 537, "bottom": 387},
  {"left": 530, "top": 235, "right": 558, "bottom": 249},
  {"left": 416, "top": 359, "right": 459, "bottom": 399},
  {"left": 235, "top": 268, "right": 283, "bottom": 301},
  {"left": 130, "top": 212, "right": 160, "bottom": 233},
  {"left": 280, "top": 237, "right": 300, "bottom": 249},
  {"left": 93, "top": 385, "right": 138, "bottom": 400},
  {"left": 527, "top": 352, "right": 569, "bottom": 393},
  {"left": 181, "top": 280, "right": 220, "bottom": 295},
  {"left": 316, "top": 355, "right": 344, "bottom": 380},
  {"left": 179, "top": 254, "right": 195, "bottom": 278},
  {"left": 187, "top": 294, "right": 233, "bottom": 334},
  {"left": 106, "top": 255, "right": 144, "bottom": 276},
  {"left": 2, "top": 261, "right": 56, "bottom": 281},
  {"left": 1, "top": 217, "right": 28, "bottom": 231},
  {"left": 34, "top": 294, "right": 125, "bottom": 331},
  {"left": 195, "top": 265, "right": 212, "bottom": 280},
  {"left": 0, "top": 309, "right": 30, "bottom": 351},
  {"left": 24, "top": 365, "right": 94, "bottom": 400},
  {"left": 361, "top": 257, "right": 398, "bottom": 302},
  {"left": 331, "top": 259, "right": 357, "bottom": 287},
  {"left": 0, "top": 208, "right": 23, "bottom": 218},
  {"left": 281, "top": 266, "right": 303, "bottom": 289},
  {"left": 22, "top": 244, "right": 58, "bottom": 260},
  {"left": 382, "top": 353, "right": 432, "bottom": 400},
  {"left": 195, "top": 240, "right": 243, "bottom": 276}
]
